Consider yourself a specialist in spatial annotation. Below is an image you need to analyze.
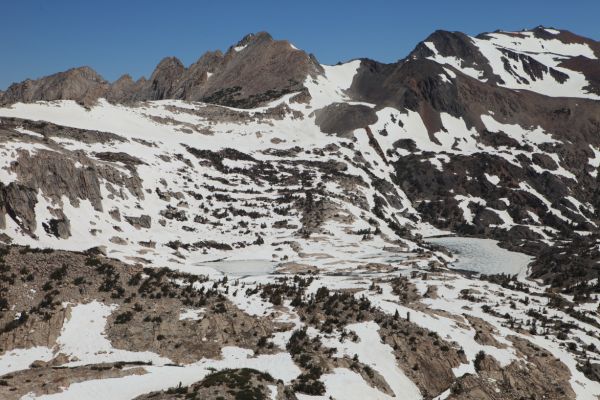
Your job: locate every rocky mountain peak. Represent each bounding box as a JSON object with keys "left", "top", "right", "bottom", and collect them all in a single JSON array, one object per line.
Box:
[
  {"left": 411, "top": 30, "right": 475, "bottom": 58},
  {"left": 231, "top": 31, "right": 274, "bottom": 50},
  {"left": 139, "top": 56, "right": 186, "bottom": 100},
  {"left": 114, "top": 73, "right": 134, "bottom": 84},
  {"left": 0, "top": 65, "right": 109, "bottom": 107},
  {"left": 408, "top": 30, "right": 500, "bottom": 85},
  {"left": 126, "top": 31, "right": 324, "bottom": 107},
  {"left": 152, "top": 56, "right": 185, "bottom": 73},
  {"left": 0, "top": 32, "right": 324, "bottom": 108},
  {"left": 406, "top": 26, "right": 600, "bottom": 98},
  {"left": 195, "top": 31, "right": 322, "bottom": 107},
  {"left": 192, "top": 50, "right": 225, "bottom": 69},
  {"left": 64, "top": 66, "right": 106, "bottom": 82}
]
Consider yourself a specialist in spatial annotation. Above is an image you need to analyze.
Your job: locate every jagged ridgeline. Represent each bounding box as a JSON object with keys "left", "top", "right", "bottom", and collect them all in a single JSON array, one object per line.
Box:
[
  {"left": 0, "top": 27, "right": 600, "bottom": 400},
  {"left": 0, "top": 32, "right": 323, "bottom": 108}
]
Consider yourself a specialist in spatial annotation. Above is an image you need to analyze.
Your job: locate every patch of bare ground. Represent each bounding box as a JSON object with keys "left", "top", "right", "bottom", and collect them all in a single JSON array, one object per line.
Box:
[
  {"left": 447, "top": 336, "right": 575, "bottom": 399},
  {"left": 464, "top": 315, "right": 506, "bottom": 348},
  {"left": 133, "top": 368, "right": 292, "bottom": 400},
  {"left": 0, "top": 246, "right": 282, "bottom": 365},
  {"left": 0, "top": 362, "right": 146, "bottom": 400}
]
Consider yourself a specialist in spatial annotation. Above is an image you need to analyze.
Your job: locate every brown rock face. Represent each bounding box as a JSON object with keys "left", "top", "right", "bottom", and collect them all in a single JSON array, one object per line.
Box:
[
  {"left": 0, "top": 120, "right": 143, "bottom": 237},
  {"left": 0, "top": 66, "right": 109, "bottom": 107},
  {"left": 409, "top": 30, "right": 499, "bottom": 84},
  {"left": 192, "top": 32, "right": 323, "bottom": 107},
  {"left": 105, "top": 74, "right": 146, "bottom": 103},
  {"left": 0, "top": 183, "right": 38, "bottom": 234},
  {"left": 0, "top": 117, "right": 127, "bottom": 144},
  {"left": 314, "top": 103, "right": 378, "bottom": 136},
  {"left": 559, "top": 56, "right": 600, "bottom": 95},
  {"left": 124, "top": 215, "right": 151, "bottom": 229},
  {"left": 128, "top": 32, "right": 323, "bottom": 107},
  {"left": 137, "top": 57, "right": 186, "bottom": 100},
  {"left": 0, "top": 32, "right": 324, "bottom": 109},
  {"left": 1, "top": 148, "right": 144, "bottom": 236}
]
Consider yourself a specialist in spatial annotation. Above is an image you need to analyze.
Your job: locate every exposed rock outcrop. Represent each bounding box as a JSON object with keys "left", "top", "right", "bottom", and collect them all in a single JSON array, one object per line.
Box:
[
  {"left": 448, "top": 337, "right": 575, "bottom": 399},
  {"left": 0, "top": 66, "right": 109, "bottom": 107},
  {"left": 314, "top": 103, "right": 378, "bottom": 137},
  {"left": 133, "top": 368, "right": 282, "bottom": 400}
]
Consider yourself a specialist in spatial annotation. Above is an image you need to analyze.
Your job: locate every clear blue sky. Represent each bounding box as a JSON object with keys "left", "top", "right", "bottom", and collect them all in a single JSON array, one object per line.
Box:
[{"left": 1, "top": 0, "right": 599, "bottom": 89}]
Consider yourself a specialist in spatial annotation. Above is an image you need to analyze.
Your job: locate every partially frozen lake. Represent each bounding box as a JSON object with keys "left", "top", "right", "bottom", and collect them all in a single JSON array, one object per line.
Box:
[
  {"left": 426, "top": 237, "right": 532, "bottom": 275},
  {"left": 195, "top": 259, "right": 275, "bottom": 277}
]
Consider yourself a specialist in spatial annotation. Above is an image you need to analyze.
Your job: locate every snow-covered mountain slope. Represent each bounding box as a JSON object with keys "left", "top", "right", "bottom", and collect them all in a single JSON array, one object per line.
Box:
[
  {"left": 413, "top": 27, "right": 600, "bottom": 98},
  {"left": 0, "top": 63, "right": 422, "bottom": 271},
  {"left": 1, "top": 29, "right": 600, "bottom": 400}
]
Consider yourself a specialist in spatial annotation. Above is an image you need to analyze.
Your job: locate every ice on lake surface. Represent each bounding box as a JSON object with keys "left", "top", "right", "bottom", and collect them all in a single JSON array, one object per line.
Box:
[
  {"left": 195, "top": 259, "right": 275, "bottom": 277},
  {"left": 426, "top": 237, "right": 532, "bottom": 275}
]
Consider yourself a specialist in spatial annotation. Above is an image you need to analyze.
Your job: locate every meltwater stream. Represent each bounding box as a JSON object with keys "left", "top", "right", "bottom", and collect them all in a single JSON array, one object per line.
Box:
[{"left": 426, "top": 237, "right": 532, "bottom": 276}]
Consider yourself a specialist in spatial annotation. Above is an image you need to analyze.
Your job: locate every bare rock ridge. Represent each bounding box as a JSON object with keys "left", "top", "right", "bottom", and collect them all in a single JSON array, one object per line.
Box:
[
  {"left": 3, "top": 27, "right": 598, "bottom": 109},
  {"left": 418, "top": 26, "right": 600, "bottom": 94},
  {"left": 0, "top": 66, "right": 110, "bottom": 107},
  {"left": 0, "top": 32, "right": 323, "bottom": 108},
  {"left": 408, "top": 30, "right": 501, "bottom": 84}
]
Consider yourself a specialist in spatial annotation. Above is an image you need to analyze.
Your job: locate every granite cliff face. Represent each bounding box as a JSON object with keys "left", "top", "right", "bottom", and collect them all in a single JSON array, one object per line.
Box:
[{"left": 1, "top": 28, "right": 600, "bottom": 400}]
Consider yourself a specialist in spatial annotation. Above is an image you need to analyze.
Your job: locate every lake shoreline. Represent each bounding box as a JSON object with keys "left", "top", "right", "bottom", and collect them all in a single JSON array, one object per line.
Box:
[{"left": 425, "top": 236, "right": 533, "bottom": 276}]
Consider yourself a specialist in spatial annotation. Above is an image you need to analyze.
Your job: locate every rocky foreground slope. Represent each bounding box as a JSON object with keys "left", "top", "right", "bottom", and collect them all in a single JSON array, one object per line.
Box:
[{"left": 0, "top": 27, "right": 600, "bottom": 399}]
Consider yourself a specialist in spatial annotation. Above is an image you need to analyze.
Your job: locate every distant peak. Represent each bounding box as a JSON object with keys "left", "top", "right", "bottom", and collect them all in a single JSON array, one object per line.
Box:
[
  {"left": 155, "top": 56, "right": 184, "bottom": 69},
  {"left": 532, "top": 25, "right": 560, "bottom": 31},
  {"left": 150, "top": 57, "right": 185, "bottom": 81},
  {"left": 228, "top": 32, "right": 276, "bottom": 53},
  {"left": 63, "top": 66, "right": 106, "bottom": 82},
  {"left": 236, "top": 31, "right": 273, "bottom": 47},
  {"left": 411, "top": 29, "right": 478, "bottom": 60},
  {"left": 113, "top": 74, "right": 134, "bottom": 84}
]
